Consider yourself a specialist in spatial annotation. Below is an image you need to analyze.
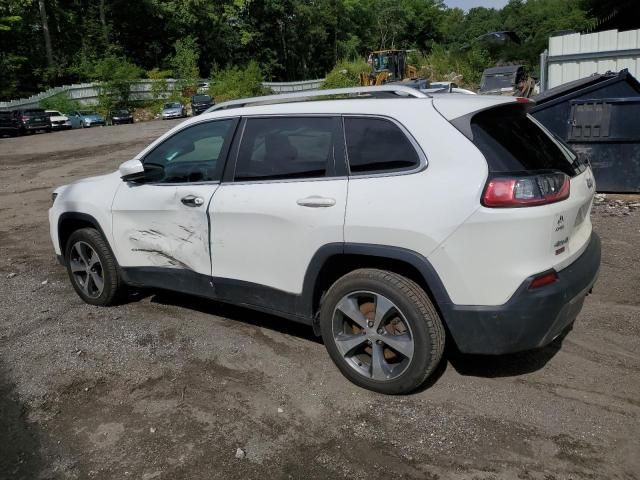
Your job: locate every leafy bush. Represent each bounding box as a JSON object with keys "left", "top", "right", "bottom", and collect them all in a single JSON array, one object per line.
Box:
[
  {"left": 170, "top": 36, "right": 200, "bottom": 101},
  {"left": 209, "top": 61, "right": 268, "bottom": 102},
  {"left": 40, "top": 92, "right": 81, "bottom": 113},
  {"left": 409, "top": 45, "right": 491, "bottom": 89},
  {"left": 321, "top": 60, "right": 370, "bottom": 89},
  {"left": 146, "top": 68, "right": 173, "bottom": 114},
  {"left": 89, "top": 55, "right": 143, "bottom": 114}
]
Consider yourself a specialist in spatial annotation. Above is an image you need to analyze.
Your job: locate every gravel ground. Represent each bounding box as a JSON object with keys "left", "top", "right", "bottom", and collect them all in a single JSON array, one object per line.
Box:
[{"left": 0, "top": 122, "right": 639, "bottom": 480}]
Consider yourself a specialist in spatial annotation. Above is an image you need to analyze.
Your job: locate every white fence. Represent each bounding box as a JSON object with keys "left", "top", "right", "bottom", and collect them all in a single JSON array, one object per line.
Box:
[
  {"left": 0, "top": 78, "right": 325, "bottom": 111},
  {"left": 543, "top": 28, "right": 640, "bottom": 90}
]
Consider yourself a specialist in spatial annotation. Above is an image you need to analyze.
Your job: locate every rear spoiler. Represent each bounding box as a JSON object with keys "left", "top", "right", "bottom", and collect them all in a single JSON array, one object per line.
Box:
[
  {"left": 432, "top": 95, "right": 532, "bottom": 121},
  {"left": 435, "top": 98, "right": 535, "bottom": 140}
]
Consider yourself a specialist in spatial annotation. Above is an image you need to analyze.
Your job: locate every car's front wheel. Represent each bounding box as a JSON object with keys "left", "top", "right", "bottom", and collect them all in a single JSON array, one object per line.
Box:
[
  {"left": 64, "top": 228, "right": 125, "bottom": 306},
  {"left": 320, "top": 269, "right": 445, "bottom": 394}
]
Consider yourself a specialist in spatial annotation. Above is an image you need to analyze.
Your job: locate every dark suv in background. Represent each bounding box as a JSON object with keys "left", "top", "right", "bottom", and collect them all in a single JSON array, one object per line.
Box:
[
  {"left": 190, "top": 94, "right": 214, "bottom": 116},
  {"left": 18, "top": 108, "right": 51, "bottom": 134},
  {"left": 0, "top": 110, "right": 21, "bottom": 137},
  {"left": 0, "top": 109, "right": 51, "bottom": 136}
]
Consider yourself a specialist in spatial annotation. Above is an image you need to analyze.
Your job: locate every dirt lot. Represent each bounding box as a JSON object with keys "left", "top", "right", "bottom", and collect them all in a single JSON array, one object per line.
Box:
[{"left": 1, "top": 122, "right": 639, "bottom": 480}]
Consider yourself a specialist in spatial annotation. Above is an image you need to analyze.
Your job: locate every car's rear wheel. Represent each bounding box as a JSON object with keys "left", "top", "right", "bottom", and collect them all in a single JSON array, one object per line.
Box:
[
  {"left": 320, "top": 269, "right": 445, "bottom": 394},
  {"left": 64, "top": 228, "right": 125, "bottom": 306}
]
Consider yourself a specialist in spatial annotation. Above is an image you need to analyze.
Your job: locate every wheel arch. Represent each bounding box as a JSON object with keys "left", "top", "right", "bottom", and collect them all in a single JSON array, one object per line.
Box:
[
  {"left": 57, "top": 212, "right": 111, "bottom": 260},
  {"left": 303, "top": 243, "right": 454, "bottom": 335}
]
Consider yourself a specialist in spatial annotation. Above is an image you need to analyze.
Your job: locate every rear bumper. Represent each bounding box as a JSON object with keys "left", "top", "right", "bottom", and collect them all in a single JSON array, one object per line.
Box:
[{"left": 445, "top": 233, "right": 601, "bottom": 355}]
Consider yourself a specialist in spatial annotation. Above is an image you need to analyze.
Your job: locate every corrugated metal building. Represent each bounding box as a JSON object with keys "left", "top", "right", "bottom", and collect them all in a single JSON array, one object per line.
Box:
[{"left": 543, "top": 28, "right": 640, "bottom": 90}]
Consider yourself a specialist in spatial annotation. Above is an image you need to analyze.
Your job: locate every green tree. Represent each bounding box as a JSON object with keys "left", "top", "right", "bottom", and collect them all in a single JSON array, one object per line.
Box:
[
  {"left": 91, "top": 55, "right": 143, "bottom": 113},
  {"left": 169, "top": 35, "right": 200, "bottom": 100},
  {"left": 209, "top": 61, "right": 268, "bottom": 102}
]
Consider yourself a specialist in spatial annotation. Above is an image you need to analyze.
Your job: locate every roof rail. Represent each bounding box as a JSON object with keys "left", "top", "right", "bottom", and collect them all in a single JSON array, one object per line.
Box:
[{"left": 206, "top": 85, "right": 428, "bottom": 113}]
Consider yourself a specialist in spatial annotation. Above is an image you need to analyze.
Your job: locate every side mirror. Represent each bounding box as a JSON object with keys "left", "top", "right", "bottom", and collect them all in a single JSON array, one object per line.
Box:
[{"left": 119, "top": 159, "right": 145, "bottom": 182}]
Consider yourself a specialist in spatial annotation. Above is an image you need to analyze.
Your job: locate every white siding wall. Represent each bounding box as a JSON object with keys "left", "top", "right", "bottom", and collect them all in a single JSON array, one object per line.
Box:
[{"left": 548, "top": 29, "right": 640, "bottom": 88}]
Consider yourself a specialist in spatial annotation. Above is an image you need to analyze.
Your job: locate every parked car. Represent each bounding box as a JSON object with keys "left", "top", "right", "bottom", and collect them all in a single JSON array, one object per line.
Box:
[
  {"left": 0, "top": 110, "right": 21, "bottom": 136},
  {"left": 197, "top": 82, "right": 210, "bottom": 94},
  {"left": 191, "top": 94, "right": 214, "bottom": 116},
  {"left": 46, "top": 110, "right": 72, "bottom": 131},
  {"left": 62, "top": 112, "right": 84, "bottom": 129},
  {"left": 49, "top": 85, "right": 601, "bottom": 394},
  {"left": 17, "top": 108, "right": 51, "bottom": 134},
  {"left": 160, "top": 102, "right": 187, "bottom": 120},
  {"left": 69, "top": 110, "right": 106, "bottom": 128},
  {"left": 110, "top": 109, "right": 134, "bottom": 125}
]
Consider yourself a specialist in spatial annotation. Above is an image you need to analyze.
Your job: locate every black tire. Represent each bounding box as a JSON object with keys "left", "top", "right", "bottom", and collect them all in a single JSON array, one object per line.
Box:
[
  {"left": 64, "top": 228, "right": 126, "bottom": 306},
  {"left": 320, "top": 269, "right": 445, "bottom": 394}
]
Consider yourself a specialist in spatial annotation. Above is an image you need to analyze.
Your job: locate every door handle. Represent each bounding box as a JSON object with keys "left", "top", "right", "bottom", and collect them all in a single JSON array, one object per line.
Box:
[
  {"left": 181, "top": 195, "right": 205, "bottom": 207},
  {"left": 296, "top": 196, "right": 336, "bottom": 208}
]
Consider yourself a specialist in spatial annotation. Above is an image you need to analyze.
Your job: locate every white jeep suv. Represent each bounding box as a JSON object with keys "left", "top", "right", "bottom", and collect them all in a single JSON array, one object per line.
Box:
[{"left": 49, "top": 86, "right": 600, "bottom": 394}]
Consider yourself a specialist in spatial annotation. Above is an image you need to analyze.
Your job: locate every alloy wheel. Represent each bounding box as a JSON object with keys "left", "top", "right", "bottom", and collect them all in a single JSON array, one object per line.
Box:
[
  {"left": 331, "top": 291, "right": 414, "bottom": 381},
  {"left": 69, "top": 241, "right": 104, "bottom": 298}
]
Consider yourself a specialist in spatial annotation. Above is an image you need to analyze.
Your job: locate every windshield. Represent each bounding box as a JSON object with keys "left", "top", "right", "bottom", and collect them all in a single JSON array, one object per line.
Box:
[
  {"left": 164, "top": 103, "right": 181, "bottom": 109},
  {"left": 480, "top": 74, "right": 515, "bottom": 92},
  {"left": 80, "top": 111, "right": 98, "bottom": 116},
  {"left": 372, "top": 53, "right": 390, "bottom": 71},
  {"left": 114, "top": 110, "right": 129, "bottom": 115},
  {"left": 47, "top": 111, "right": 62, "bottom": 116},
  {"left": 192, "top": 95, "right": 211, "bottom": 103}
]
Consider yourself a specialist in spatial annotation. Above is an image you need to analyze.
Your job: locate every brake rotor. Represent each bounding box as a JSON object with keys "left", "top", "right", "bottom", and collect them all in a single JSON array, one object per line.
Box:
[{"left": 350, "top": 301, "right": 401, "bottom": 361}]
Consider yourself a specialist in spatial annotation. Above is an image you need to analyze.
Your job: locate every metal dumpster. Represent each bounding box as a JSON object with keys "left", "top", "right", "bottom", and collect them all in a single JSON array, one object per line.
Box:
[
  {"left": 531, "top": 69, "right": 640, "bottom": 193},
  {"left": 566, "top": 97, "right": 640, "bottom": 192}
]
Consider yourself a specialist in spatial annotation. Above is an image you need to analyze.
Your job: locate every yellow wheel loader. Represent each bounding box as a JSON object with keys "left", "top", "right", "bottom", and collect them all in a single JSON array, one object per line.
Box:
[{"left": 360, "top": 49, "right": 418, "bottom": 86}]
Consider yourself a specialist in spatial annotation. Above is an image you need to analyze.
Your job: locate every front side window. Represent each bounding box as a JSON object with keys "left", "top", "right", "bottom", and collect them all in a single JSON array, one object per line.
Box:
[
  {"left": 344, "top": 117, "right": 420, "bottom": 174},
  {"left": 143, "top": 119, "right": 235, "bottom": 183},
  {"left": 234, "top": 117, "right": 338, "bottom": 181}
]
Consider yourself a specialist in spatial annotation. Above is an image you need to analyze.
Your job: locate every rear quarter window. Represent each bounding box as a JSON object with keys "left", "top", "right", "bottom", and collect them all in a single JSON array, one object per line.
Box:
[
  {"left": 344, "top": 117, "right": 420, "bottom": 174},
  {"left": 466, "top": 104, "right": 582, "bottom": 177}
]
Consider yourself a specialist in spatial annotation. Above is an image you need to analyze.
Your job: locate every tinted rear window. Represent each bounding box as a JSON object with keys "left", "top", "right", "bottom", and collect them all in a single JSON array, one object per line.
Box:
[
  {"left": 22, "top": 110, "right": 46, "bottom": 117},
  {"left": 469, "top": 104, "right": 580, "bottom": 176},
  {"left": 235, "top": 117, "right": 337, "bottom": 181},
  {"left": 192, "top": 95, "right": 211, "bottom": 103}
]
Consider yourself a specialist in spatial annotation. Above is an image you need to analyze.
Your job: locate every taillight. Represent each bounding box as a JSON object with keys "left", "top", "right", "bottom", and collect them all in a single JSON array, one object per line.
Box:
[
  {"left": 482, "top": 172, "right": 570, "bottom": 208},
  {"left": 529, "top": 270, "right": 558, "bottom": 289},
  {"left": 21, "top": 115, "right": 28, "bottom": 121}
]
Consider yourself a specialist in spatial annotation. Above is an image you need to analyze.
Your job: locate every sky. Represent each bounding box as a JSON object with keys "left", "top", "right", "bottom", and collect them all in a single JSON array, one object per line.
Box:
[{"left": 444, "top": 0, "right": 509, "bottom": 11}]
